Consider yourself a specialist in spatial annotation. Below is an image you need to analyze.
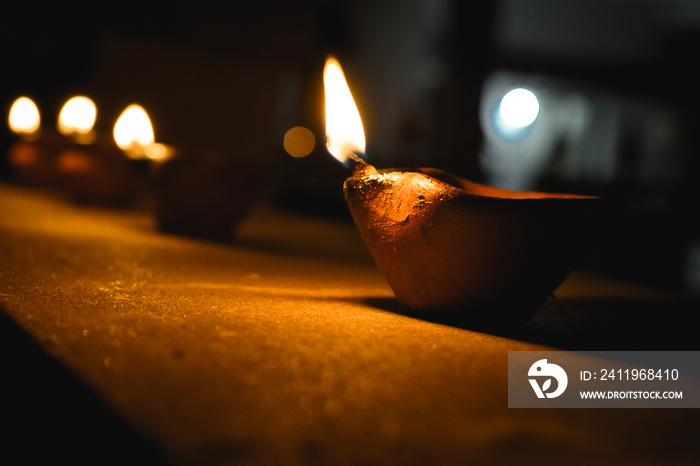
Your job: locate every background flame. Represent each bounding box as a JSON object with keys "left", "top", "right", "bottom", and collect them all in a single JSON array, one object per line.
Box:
[
  {"left": 8, "top": 97, "right": 40, "bottom": 136},
  {"left": 323, "top": 57, "right": 365, "bottom": 164},
  {"left": 113, "top": 104, "right": 155, "bottom": 158},
  {"left": 58, "top": 96, "right": 97, "bottom": 137}
]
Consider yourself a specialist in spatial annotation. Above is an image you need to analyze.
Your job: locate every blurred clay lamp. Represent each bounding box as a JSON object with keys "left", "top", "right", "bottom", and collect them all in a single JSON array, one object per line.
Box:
[
  {"left": 56, "top": 102, "right": 145, "bottom": 206},
  {"left": 148, "top": 108, "right": 263, "bottom": 241},
  {"left": 7, "top": 96, "right": 66, "bottom": 187},
  {"left": 324, "top": 57, "right": 601, "bottom": 324},
  {"left": 113, "top": 103, "right": 176, "bottom": 180}
]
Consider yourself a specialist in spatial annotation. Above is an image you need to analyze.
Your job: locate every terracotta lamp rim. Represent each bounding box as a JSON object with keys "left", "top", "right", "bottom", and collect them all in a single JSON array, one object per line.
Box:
[{"left": 359, "top": 167, "right": 600, "bottom": 201}]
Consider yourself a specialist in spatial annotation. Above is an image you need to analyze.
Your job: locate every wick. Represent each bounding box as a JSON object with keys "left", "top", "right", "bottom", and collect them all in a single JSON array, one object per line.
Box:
[{"left": 347, "top": 152, "right": 377, "bottom": 176}]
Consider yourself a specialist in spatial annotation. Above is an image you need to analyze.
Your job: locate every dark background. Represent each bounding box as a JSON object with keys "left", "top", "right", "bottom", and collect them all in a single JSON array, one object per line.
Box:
[{"left": 3, "top": 0, "right": 700, "bottom": 293}]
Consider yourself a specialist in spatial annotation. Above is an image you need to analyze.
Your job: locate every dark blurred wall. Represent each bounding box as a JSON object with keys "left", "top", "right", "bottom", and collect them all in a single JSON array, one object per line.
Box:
[
  {"left": 488, "top": 0, "right": 700, "bottom": 291},
  {"left": 2, "top": 1, "right": 332, "bottom": 175},
  {"left": 2, "top": 1, "right": 495, "bottom": 188}
]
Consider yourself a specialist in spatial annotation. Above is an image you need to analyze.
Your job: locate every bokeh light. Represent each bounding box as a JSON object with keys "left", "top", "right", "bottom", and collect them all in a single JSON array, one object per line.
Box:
[
  {"left": 283, "top": 126, "right": 316, "bottom": 158},
  {"left": 499, "top": 88, "right": 540, "bottom": 128}
]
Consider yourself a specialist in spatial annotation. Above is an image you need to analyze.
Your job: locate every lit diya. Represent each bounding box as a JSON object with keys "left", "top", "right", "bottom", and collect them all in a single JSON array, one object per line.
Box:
[
  {"left": 323, "top": 57, "right": 601, "bottom": 323},
  {"left": 6, "top": 96, "right": 66, "bottom": 188},
  {"left": 150, "top": 150, "right": 264, "bottom": 241},
  {"left": 57, "top": 102, "right": 139, "bottom": 206},
  {"left": 144, "top": 112, "right": 265, "bottom": 241}
]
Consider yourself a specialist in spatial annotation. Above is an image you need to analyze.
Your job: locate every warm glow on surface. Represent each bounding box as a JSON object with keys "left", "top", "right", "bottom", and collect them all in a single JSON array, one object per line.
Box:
[
  {"left": 283, "top": 126, "right": 315, "bottom": 158},
  {"left": 113, "top": 104, "right": 155, "bottom": 158},
  {"left": 143, "top": 142, "right": 173, "bottom": 161},
  {"left": 58, "top": 96, "right": 97, "bottom": 139},
  {"left": 323, "top": 57, "right": 365, "bottom": 164},
  {"left": 8, "top": 97, "right": 40, "bottom": 137},
  {"left": 499, "top": 88, "right": 540, "bottom": 128}
]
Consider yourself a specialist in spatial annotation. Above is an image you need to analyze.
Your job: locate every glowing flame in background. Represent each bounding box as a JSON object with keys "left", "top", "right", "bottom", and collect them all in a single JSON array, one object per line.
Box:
[
  {"left": 58, "top": 96, "right": 97, "bottom": 144},
  {"left": 112, "top": 104, "right": 173, "bottom": 161},
  {"left": 8, "top": 97, "right": 41, "bottom": 139},
  {"left": 323, "top": 57, "right": 366, "bottom": 165},
  {"left": 113, "top": 104, "right": 156, "bottom": 159}
]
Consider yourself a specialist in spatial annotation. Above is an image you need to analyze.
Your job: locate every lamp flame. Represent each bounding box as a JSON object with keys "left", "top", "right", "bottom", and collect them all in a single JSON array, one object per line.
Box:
[
  {"left": 113, "top": 104, "right": 155, "bottom": 159},
  {"left": 323, "top": 57, "right": 366, "bottom": 165},
  {"left": 8, "top": 97, "right": 40, "bottom": 139},
  {"left": 58, "top": 96, "right": 97, "bottom": 143}
]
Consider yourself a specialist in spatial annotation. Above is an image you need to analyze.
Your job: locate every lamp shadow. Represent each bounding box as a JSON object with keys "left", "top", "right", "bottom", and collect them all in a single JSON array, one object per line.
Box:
[
  {"left": 363, "top": 296, "right": 539, "bottom": 342},
  {"left": 362, "top": 295, "right": 700, "bottom": 351},
  {"left": 526, "top": 296, "right": 700, "bottom": 351}
]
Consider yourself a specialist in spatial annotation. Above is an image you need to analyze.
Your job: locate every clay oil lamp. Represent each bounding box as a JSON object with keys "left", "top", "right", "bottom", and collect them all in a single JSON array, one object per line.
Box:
[
  {"left": 323, "top": 57, "right": 601, "bottom": 325},
  {"left": 56, "top": 100, "right": 137, "bottom": 206},
  {"left": 6, "top": 96, "right": 67, "bottom": 188},
  {"left": 150, "top": 150, "right": 264, "bottom": 241},
  {"left": 147, "top": 111, "right": 264, "bottom": 241}
]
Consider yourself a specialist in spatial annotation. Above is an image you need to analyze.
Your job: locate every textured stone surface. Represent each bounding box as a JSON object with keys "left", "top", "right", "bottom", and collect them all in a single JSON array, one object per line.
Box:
[{"left": 1, "top": 183, "right": 699, "bottom": 465}]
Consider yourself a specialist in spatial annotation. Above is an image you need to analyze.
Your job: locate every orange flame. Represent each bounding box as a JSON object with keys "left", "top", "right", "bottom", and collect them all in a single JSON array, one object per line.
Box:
[
  {"left": 8, "top": 97, "right": 40, "bottom": 139},
  {"left": 323, "top": 57, "right": 366, "bottom": 165},
  {"left": 58, "top": 96, "right": 97, "bottom": 143}
]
